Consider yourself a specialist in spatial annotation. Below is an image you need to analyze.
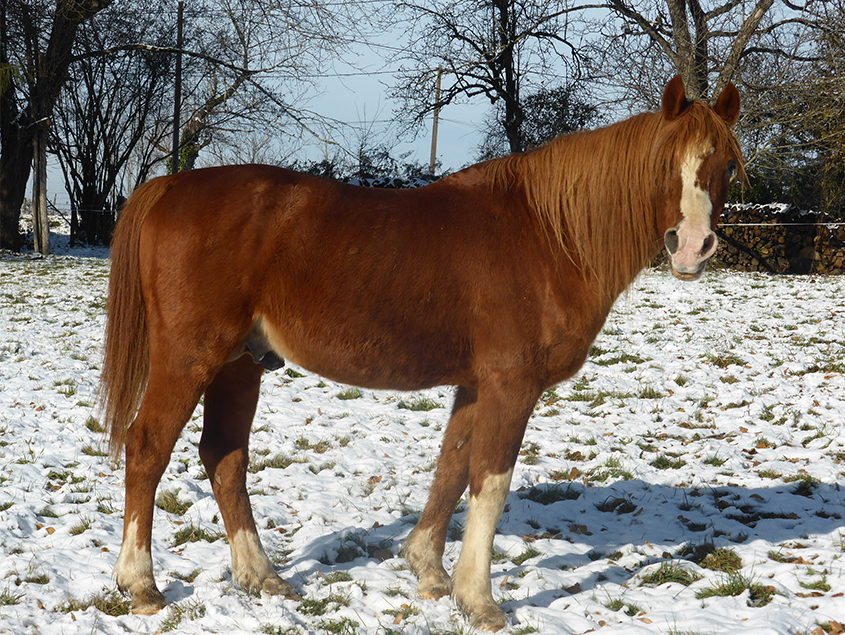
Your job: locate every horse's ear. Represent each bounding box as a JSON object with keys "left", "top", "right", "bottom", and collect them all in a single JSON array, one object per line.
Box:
[
  {"left": 661, "top": 75, "right": 691, "bottom": 121},
  {"left": 713, "top": 82, "right": 741, "bottom": 127}
]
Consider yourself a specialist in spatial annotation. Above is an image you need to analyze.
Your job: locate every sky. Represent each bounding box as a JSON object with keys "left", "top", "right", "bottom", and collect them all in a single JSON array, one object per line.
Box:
[{"left": 298, "top": 42, "right": 490, "bottom": 175}]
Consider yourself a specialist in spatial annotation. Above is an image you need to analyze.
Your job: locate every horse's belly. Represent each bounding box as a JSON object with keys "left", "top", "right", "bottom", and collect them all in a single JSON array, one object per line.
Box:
[{"left": 257, "top": 308, "right": 471, "bottom": 391}]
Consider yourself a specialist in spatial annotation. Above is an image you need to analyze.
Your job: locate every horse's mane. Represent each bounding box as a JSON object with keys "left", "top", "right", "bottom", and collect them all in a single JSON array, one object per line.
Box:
[{"left": 483, "top": 101, "right": 744, "bottom": 297}]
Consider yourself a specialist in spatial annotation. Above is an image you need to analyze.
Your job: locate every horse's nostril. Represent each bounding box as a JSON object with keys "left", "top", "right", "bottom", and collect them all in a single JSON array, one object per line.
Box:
[
  {"left": 664, "top": 228, "right": 679, "bottom": 254},
  {"left": 700, "top": 233, "right": 716, "bottom": 256}
]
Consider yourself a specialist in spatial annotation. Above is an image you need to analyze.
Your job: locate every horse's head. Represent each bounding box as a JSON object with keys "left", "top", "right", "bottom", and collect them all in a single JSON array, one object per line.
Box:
[{"left": 657, "top": 75, "right": 742, "bottom": 281}]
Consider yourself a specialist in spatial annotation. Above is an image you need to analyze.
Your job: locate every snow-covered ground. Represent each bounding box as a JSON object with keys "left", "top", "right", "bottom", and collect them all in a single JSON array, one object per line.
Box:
[{"left": 1, "top": 235, "right": 844, "bottom": 635}]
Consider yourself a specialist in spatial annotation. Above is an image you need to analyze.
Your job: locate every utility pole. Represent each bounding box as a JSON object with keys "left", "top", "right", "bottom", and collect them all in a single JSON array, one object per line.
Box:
[
  {"left": 429, "top": 67, "right": 443, "bottom": 176},
  {"left": 171, "top": 1, "right": 184, "bottom": 175}
]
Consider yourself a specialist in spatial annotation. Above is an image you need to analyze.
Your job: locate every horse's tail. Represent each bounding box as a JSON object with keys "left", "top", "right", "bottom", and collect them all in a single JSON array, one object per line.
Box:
[{"left": 99, "top": 176, "right": 174, "bottom": 462}]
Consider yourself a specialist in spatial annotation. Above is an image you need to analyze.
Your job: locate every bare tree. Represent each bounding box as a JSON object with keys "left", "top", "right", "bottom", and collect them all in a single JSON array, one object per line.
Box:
[
  {"left": 736, "top": 0, "right": 845, "bottom": 218},
  {"left": 582, "top": 0, "right": 825, "bottom": 107},
  {"left": 50, "top": 7, "right": 173, "bottom": 245},
  {"left": 172, "top": 0, "right": 365, "bottom": 172},
  {"left": 476, "top": 81, "right": 602, "bottom": 159},
  {"left": 391, "top": 0, "right": 589, "bottom": 154},
  {"left": 1, "top": 0, "right": 113, "bottom": 251}
]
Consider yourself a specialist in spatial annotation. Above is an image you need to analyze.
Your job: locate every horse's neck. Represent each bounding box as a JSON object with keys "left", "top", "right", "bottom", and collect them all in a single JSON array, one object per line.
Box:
[{"left": 515, "top": 113, "right": 664, "bottom": 300}]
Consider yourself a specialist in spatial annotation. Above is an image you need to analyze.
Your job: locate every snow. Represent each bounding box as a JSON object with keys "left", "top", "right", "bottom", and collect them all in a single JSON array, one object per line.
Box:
[{"left": 1, "top": 233, "right": 844, "bottom": 635}]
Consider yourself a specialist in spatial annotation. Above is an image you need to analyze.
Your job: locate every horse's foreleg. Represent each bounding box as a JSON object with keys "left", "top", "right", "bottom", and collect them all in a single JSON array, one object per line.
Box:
[
  {"left": 114, "top": 370, "right": 204, "bottom": 614},
  {"left": 199, "top": 354, "right": 297, "bottom": 599},
  {"left": 404, "top": 386, "right": 476, "bottom": 600},
  {"left": 451, "top": 383, "right": 537, "bottom": 632}
]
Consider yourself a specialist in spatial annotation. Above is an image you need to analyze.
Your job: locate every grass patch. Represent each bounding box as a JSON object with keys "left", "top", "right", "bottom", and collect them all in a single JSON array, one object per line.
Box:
[
  {"left": 0, "top": 588, "right": 24, "bottom": 606},
  {"left": 249, "top": 454, "right": 308, "bottom": 473},
  {"left": 637, "top": 385, "right": 662, "bottom": 399},
  {"left": 520, "top": 441, "right": 541, "bottom": 465},
  {"left": 85, "top": 416, "right": 104, "bottom": 433},
  {"left": 681, "top": 542, "right": 743, "bottom": 573},
  {"left": 641, "top": 563, "right": 701, "bottom": 587},
  {"left": 157, "top": 489, "right": 193, "bottom": 516},
  {"left": 317, "top": 617, "right": 359, "bottom": 634},
  {"left": 57, "top": 589, "right": 131, "bottom": 616},
  {"left": 80, "top": 444, "right": 106, "bottom": 457},
  {"left": 171, "top": 523, "right": 224, "bottom": 547},
  {"left": 799, "top": 575, "right": 831, "bottom": 592},
  {"left": 592, "top": 352, "right": 646, "bottom": 367},
  {"left": 322, "top": 571, "right": 353, "bottom": 584},
  {"left": 294, "top": 437, "right": 333, "bottom": 454},
  {"left": 512, "top": 546, "right": 541, "bottom": 566},
  {"left": 700, "top": 548, "right": 743, "bottom": 574},
  {"left": 696, "top": 574, "right": 775, "bottom": 606},
  {"left": 704, "top": 352, "right": 745, "bottom": 368},
  {"left": 519, "top": 483, "right": 582, "bottom": 505},
  {"left": 651, "top": 454, "right": 687, "bottom": 470},
  {"left": 604, "top": 597, "right": 641, "bottom": 616},
  {"left": 69, "top": 516, "right": 93, "bottom": 536},
  {"left": 336, "top": 387, "right": 362, "bottom": 400},
  {"left": 297, "top": 592, "right": 350, "bottom": 616},
  {"left": 397, "top": 397, "right": 441, "bottom": 411},
  {"left": 589, "top": 456, "right": 634, "bottom": 482},
  {"left": 161, "top": 598, "right": 207, "bottom": 631},
  {"left": 382, "top": 603, "right": 420, "bottom": 620}
]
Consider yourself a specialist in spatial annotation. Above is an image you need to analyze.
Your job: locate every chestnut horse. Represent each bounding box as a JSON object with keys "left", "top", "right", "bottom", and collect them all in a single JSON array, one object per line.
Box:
[{"left": 99, "top": 76, "right": 742, "bottom": 630}]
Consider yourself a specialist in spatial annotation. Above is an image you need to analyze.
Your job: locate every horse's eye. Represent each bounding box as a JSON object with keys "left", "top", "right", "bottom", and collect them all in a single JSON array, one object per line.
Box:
[{"left": 726, "top": 161, "right": 737, "bottom": 178}]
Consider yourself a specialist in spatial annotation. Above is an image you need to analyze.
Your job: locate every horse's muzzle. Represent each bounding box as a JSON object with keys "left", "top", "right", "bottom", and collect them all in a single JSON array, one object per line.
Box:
[{"left": 664, "top": 225, "right": 718, "bottom": 281}]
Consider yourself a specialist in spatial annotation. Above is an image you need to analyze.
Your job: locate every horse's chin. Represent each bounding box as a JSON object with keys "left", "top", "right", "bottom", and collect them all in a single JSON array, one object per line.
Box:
[{"left": 670, "top": 263, "right": 707, "bottom": 281}]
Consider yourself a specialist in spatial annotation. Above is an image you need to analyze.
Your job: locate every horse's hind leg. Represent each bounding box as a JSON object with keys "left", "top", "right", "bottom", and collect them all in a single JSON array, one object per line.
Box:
[
  {"left": 114, "top": 367, "right": 206, "bottom": 614},
  {"left": 404, "top": 386, "right": 475, "bottom": 599},
  {"left": 199, "top": 354, "right": 297, "bottom": 599}
]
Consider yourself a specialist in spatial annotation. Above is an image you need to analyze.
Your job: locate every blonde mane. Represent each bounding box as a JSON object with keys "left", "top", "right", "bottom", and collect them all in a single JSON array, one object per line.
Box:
[{"left": 484, "top": 101, "right": 744, "bottom": 297}]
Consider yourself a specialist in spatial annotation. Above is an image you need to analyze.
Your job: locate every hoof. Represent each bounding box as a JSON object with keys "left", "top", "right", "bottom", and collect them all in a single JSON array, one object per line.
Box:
[
  {"left": 238, "top": 568, "right": 299, "bottom": 600},
  {"left": 126, "top": 584, "right": 166, "bottom": 615},
  {"left": 470, "top": 605, "right": 510, "bottom": 632},
  {"left": 417, "top": 573, "right": 452, "bottom": 600},
  {"left": 262, "top": 576, "right": 299, "bottom": 600}
]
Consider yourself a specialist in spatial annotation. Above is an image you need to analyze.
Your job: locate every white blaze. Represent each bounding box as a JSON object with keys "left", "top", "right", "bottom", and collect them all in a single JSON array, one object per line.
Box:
[{"left": 670, "top": 146, "right": 718, "bottom": 275}]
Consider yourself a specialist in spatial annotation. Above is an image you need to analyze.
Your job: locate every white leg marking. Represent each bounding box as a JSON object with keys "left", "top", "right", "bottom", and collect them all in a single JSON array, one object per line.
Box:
[
  {"left": 114, "top": 519, "right": 153, "bottom": 589},
  {"left": 229, "top": 529, "right": 297, "bottom": 598},
  {"left": 452, "top": 469, "right": 513, "bottom": 630},
  {"left": 405, "top": 524, "right": 451, "bottom": 599},
  {"left": 114, "top": 518, "right": 165, "bottom": 613},
  {"left": 230, "top": 528, "right": 275, "bottom": 585}
]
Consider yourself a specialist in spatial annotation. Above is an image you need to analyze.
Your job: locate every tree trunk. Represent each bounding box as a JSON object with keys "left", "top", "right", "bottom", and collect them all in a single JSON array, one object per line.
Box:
[
  {"left": 32, "top": 122, "right": 50, "bottom": 254},
  {"left": 0, "top": 128, "right": 32, "bottom": 251},
  {"left": 0, "top": 0, "right": 112, "bottom": 251}
]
